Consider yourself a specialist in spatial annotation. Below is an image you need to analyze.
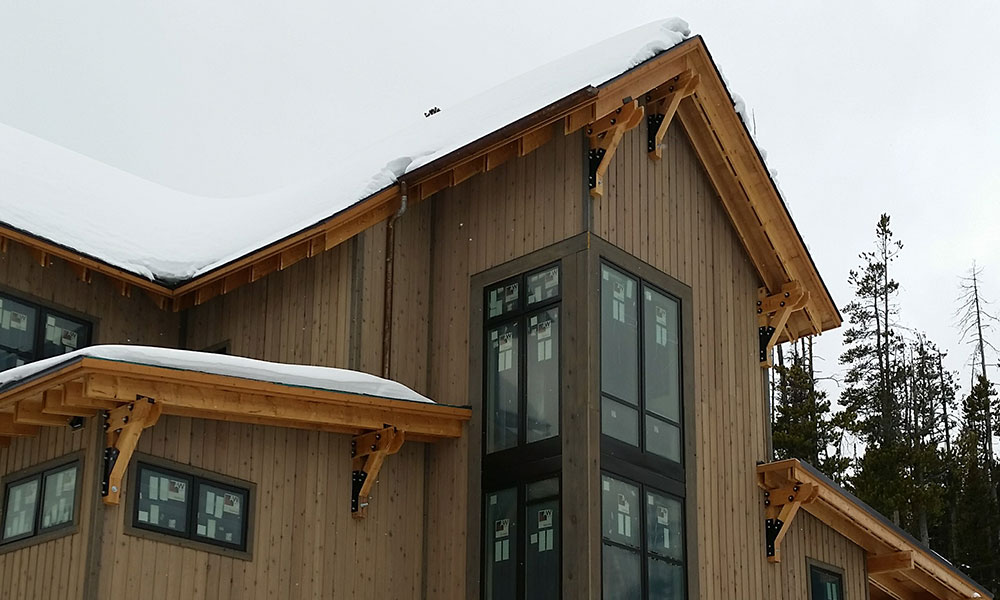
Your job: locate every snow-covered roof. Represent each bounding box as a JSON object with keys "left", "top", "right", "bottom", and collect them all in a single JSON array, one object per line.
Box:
[
  {"left": 0, "top": 344, "right": 433, "bottom": 404},
  {"left": 0, "top": 19, "right": 690, "bottom": 283}
]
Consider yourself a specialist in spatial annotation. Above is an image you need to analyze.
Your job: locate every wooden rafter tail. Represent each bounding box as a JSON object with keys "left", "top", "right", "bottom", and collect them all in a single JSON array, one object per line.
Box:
[
  {"left": 102, "top": 398, "right": 162, "bottom": 505},
  {"left": 587, "top": 100, "right": 644, "bottom": 199},
  {"left": 350, "top": 426, "right": 405, "bottom": 519},
  {"left": 646, "top": 70, "right": 700, "bottom": 160},
  {"left": 762, "top": 481, "right": 818, "bottom": 563},
  {"left": 0, "top": 412, "right": 40, "bottom": 437},
  {"left": 0, "top": 436, "right": 9, "bottom": 449},
  {"left": 756, "top": 281, "right": 810, "bottom": 367}
]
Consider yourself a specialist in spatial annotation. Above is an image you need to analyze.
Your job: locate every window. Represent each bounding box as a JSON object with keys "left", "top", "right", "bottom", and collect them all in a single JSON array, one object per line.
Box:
[
  {"left": 130, "top": 460, "right": 252, "bottom": 555},
  {"left": 1, "top": 457, "right": 81, "bottom": 548},
  {"left": 0, "top": 292, "right": 91, "bottom": 372},
  {"left": 600, "top": 474, "right": 685, "bottom": 600},
  {"left": 598, "top": 255, "right": 689, "bottom": 599},
  {"left": 485, "top": 263, "right": 561, "bottom": 453},
  {"left": 600, "top": 263, "right": 682, "bottom": 464},
  {"left": 484, "top": 477, "right": 561, "bottom": 600},
  {"left": 809, "top": 563, "right": 844, "bottom": 600}
]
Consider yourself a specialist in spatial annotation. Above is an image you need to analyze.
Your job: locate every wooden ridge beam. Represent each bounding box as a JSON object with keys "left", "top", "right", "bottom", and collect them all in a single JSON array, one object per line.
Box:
[
  {"left": 102, "top": 397, "right": 162, "bottom": 505},
  {"left": 350, "top": 426, "right": 405, "bottom": 518},
  {"left": 587, "top": 100, "right": 644, "bottom": 198}
]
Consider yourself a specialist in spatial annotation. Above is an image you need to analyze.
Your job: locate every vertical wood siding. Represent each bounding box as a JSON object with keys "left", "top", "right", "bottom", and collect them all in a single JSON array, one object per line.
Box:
[{"left": 595, "top": 119, "right": 867, "bottom": 600}]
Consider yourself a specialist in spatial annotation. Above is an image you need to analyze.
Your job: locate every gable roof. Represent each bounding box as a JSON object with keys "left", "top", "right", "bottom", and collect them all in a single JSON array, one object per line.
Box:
[{"left": 0, "top": 19, "right": 840, "bottom": 338}]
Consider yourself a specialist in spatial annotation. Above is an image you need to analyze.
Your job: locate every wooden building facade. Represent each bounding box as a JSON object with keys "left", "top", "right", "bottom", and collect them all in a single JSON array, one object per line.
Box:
[{"left": 0, "top": 33, "right": 990, "bottom": 600}]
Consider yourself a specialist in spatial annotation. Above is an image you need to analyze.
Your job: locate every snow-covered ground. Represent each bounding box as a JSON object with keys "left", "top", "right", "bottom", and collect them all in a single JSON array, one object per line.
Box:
[
  {"left": 0, "top": 19, "right": 690, "bottom": 283},
  {"left": 0, "top": 344, "right": 433, "bottom": 404}
]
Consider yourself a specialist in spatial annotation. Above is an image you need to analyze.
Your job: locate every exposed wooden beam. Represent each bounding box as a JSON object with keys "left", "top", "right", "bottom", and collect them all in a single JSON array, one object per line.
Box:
[
  {"left": 587, "top": 100, "right": 644, "bottom": 198},
  {"left": 14, "top": 395, "right": 70, "bottom": 427},
  {"left": 0, "top": 412, "right": 40, "bottom": 437},
  {"left": 757, "top": 281, "right": 810, "bottom": 367},
  {"left": 646, "top": 70, "right": 700, "bottom": 160},
  {"left": 761, "top": 480, "right": 819, "bottom": 563},
  {"left": 351, "top": 426, "right": 405, "bottom": 518},
  {"left": 868, "top": 551, "right": 915, "bottom": 575},
  {"left": 102, "top": 398, "right": 162, "bottom": 505}
]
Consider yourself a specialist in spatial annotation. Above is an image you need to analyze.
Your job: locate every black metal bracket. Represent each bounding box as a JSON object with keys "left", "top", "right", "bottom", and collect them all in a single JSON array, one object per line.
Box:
[
  {"left": 764, "top": 517, "right": 784, "bottom": 558},
  {"left": 647, "top": 113, "right": 665, "bottom": 152},
  {"left": 351, "top": 470, "right": 368, "bottom": 513},
  {"left": 101, "top": 446, "right": 120, "bottom": 498},
  {"left": 588, "top": 147, "right": 606, "bottom": 189},
  {"left": 759, "top": 326, "right": 775, "bottom": 362}
]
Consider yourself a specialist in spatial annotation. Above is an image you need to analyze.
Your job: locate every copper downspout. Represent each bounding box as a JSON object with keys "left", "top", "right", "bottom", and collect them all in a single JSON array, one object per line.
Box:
[{"left": 382, "top": 180, "right": 408, "bottom": 379}]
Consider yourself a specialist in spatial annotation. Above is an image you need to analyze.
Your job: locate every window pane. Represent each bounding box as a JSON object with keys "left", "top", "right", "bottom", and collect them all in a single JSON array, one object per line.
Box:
[
  {"left": 2, "top": 477, "right": 39, "bottom": 541},
  {"left": 602, "top": 543, "right": 641, "bottom": 600},
  {"left": 41, "top": 313, "right": 90, "bottom": 358},
  {"left": 195, "top": 483, "right": 246, "bottom": 546},
  {"left": 486, "top": 323, "right": 519, "bottom": 452},
  {"left": 0, "top": 297, "right": 37, "bottom": 370},
  {"left": 486, "top": 279, "right": 521, "bottom": 319},
  {"left": 810, "top": 566, "right": 843, "bottom": 600},
  {"left": 525, "top": 497, "right": 559, "bottom": 600},
  {"left": 526, "top": 308, "right": 559, "bottom": 443},
  {"left": 602, "top": 397, "right": 638, "bottom": 446},
  {"left": 645, "top": 416, "right": 681, "bottom": 463},
  {"left": 484, "top": 488, "right": 517, "bottom": 600},
  {"left": 648, "top": 556, "right": 685, "bottom": 599},
  {"left": 601, "top": 265, "right": 638, "bottom": 405},
  {"left": 135, "top": 466, "right": 190, "bottom": 534},
  {"left": 40, "top": 464, "right": 77, "bottom": 531},
  {"left": 643, "top": 287, "right": 680, "bottom": 422},
  {"left": 526, "top": 265, "right": 560, "bottom": 305},
  {"left": 645, "top": 491, "right": 683, "bottom": 562},
  {"left": 601, "top": 475, "right": 639, "bottom": 548}
]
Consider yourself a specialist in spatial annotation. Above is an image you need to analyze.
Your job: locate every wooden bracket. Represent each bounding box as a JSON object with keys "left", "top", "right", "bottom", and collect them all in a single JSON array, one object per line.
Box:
[
  {"left": 587, "top": 100, "right": 644, "bottom": 198},
  {"left": 101, "top": 397, "right": 162, "bottom": 505},
  {"left": 350, "top": 426, "right": 405, "bottom": 519},
  {"left": 757, "top": 281, "right": 810, "bottom": 367},
  {"left": 762, "top": 481, "right": 819, "bottom": 562},
  {"left": 646, "top": 70, "right": 700, "bottom": 159}
]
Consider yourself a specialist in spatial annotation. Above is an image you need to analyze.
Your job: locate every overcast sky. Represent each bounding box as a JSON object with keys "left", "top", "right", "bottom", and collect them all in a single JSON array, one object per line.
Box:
[{"left": 2, "top": 1, "right": 998, "bottom": 401}]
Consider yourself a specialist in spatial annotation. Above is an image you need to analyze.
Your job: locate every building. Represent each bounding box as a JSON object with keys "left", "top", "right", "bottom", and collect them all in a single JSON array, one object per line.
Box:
[{"left": 0, "top": 19, "right": 990, "bottom": 600}]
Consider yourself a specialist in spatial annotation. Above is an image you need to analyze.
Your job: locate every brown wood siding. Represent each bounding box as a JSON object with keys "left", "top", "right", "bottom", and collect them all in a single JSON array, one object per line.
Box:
[
  {"left": 774, "top": 512, "right": 869, "bottom": 600},
  {"left": 88, "top": 415, "right": 426, "bottom": 600},
  {"left": 0, "top": 422, "right": 99, "bottom": 600},
  {"left": 595, "top": 119, "right": 867, "bottom": 599},
  {"left": 0, "top": 243, "right": 180, "bottom": 348}
]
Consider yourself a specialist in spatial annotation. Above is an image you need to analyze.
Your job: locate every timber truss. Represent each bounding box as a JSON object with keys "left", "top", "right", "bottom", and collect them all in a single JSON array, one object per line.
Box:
[
  {"left": 0, "top": 355, "right": 470, "bottom": 517},
  {"left": 757, "top": 281, "right": 810, "bottom": 367}
]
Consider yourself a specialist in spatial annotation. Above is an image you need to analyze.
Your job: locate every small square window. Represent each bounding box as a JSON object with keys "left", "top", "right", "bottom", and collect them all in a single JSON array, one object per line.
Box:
[
  {"left": 195, "top": 482, "right": 247, "bottom": 547},
  {"left": 135, "top": 466, "right": 191, "bottom": 534}
]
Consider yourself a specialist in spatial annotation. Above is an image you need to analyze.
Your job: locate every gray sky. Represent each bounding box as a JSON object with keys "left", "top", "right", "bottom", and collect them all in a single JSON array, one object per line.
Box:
[{"left": 2, "top": 1, "right": 998, "bottom": 400}]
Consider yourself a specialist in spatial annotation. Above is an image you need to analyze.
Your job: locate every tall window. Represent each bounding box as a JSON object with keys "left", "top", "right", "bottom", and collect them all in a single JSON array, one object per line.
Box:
[
  {"left": 483, "top": 262, "right": 562, "bottom": 599},
  {"left": 599, "top": 260, "right": 687, "bottom": 599},
  {"left": 0, "top": 292, "right": 91, "bottom": 372},
  {"left": 484, "top": 263, "right": 561, "bottom": 453}
]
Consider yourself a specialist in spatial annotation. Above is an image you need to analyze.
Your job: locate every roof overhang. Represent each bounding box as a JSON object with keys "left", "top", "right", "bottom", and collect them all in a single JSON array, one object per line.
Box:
[
  {"left": 0, "top": 36, "right": 841, "bottom": 340},
  {"left": 758, "top": 459, "right": 991, "bottom": 600},
  {"left": 0, "top": 353, "right": 470, "bottom": 516}
]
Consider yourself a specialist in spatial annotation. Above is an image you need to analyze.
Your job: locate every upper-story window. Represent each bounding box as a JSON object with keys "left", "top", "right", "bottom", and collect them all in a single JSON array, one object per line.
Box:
[
  {"left": 484, "top": 263, "right": 561, "bottom": 453},
  {"left": 600, "top": 263, "right": 682, "bottom": 464},
  {"left": 0, "top": 292, "right": 92, "bottom": 372}
]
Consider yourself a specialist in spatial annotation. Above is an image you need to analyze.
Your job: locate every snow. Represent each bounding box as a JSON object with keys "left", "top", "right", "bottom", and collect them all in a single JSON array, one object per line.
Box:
[
  {"left": 0, "top": 345, "right": 434, "bottom": 404},
  {"left": 0, "top": 19, "right": 690, "bottom": 283}
]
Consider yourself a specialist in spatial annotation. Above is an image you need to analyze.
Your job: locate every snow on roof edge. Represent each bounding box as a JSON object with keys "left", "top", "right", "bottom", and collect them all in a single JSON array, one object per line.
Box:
[{"left": 0, "top": 345, "right": 435, "bottom": 405}]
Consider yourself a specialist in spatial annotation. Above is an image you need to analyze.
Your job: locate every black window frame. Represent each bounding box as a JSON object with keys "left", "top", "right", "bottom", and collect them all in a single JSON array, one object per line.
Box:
[
  {"left": 599, "top": 259, "right": 685, "bottom": 484},
  {"left": 125, "top": 455, "right": 255, "bottom": 559},
  {"left": 0, "top": 290, "right": 93, "bottom": 372},
  {"left": 482, "top": 261, "right": 563, "bottom": 467},
  {"left": 599, "top": 471, "right": 687, "bottom": 600},
  {"left": 808, "top": 559, "right": 845, "bottom": 600},
  {"left": 0, "top": 452, "right": 84, "bottom": 553}
]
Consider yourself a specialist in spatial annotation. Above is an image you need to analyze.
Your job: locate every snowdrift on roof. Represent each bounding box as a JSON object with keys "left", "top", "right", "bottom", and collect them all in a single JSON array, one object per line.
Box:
[
  {"left": 0, "top": 345, "right": 434, "bottom": 404},
  {"left": 0, "top": 19, "right": 689, "bottom": 283}
]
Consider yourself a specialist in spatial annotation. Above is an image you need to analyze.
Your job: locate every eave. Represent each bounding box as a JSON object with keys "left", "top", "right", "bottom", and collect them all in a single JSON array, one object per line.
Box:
[
  {"left": 758, "top": 459, "right": 991, "bottom": 600},
  {"left": 1, "top": 36, "right": 841, "bottom": 340}
]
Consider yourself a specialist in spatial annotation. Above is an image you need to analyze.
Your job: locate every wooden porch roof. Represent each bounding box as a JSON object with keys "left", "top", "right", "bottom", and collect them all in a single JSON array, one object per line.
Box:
[
  {"left": 758, "top": 459, "right": 991, "bottom": 600},
  {"left": 0, "top": 36, "right": 840, "bottom": 341}
]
